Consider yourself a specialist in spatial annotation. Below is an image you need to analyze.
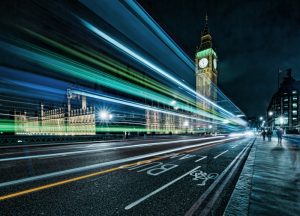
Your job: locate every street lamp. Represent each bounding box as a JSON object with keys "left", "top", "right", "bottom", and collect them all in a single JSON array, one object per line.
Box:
[
  {"left": 259, "top": 116, "right": 264, "bottom": 121},
  {"left": 99, "top": 110, "right": 112, "bottom": 121},
  {"left": 268, "top": 111, "right": 273, "bottom": 116},
  {"left": 170, "top": 100, "right": 176, "bottom": 106},
  {"left": 279, "top": 116, "right": 284, "bottom": 125}
]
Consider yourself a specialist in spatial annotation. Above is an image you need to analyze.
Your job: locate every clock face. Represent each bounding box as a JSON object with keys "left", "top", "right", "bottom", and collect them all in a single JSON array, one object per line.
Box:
[
  {"left": 199, "top": 58, "right": 208, "bottom": 69},
  {"left": 213, "top": 58, "right": 217, "bottom": 69}
]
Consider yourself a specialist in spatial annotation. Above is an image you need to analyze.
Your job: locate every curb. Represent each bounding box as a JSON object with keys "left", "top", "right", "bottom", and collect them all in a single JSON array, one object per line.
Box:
[{"left": 223, "top": 137, "right": 257, "bottom": 216}]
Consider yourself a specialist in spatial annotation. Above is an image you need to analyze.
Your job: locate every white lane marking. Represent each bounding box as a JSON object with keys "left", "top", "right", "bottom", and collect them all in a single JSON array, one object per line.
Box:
[
  {"left": 231, "top": 145, "right": 238, "bottom": 148},
  {"left": 0, "top": 136, "right": 226, "bottom": 162},
  {"left": 0, "top": 138, "right": 236, "bottom": 188},
  {"left": 0, "top": 140, "right": 122, "bottom": 149},
  {"left": 213, "top": 150, "right": 229, "bottom": 159},
  {"left": 194, "top": 156, "right": 208, "bottom": 162},
  {"left": 125, "top": 166, "right": 201, "bottom": 210}
]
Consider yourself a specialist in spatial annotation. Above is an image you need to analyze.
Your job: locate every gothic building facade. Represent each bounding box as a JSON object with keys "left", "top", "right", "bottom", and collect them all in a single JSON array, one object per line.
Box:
[{"left": 14, "top": 92, "right": 96, "bottom": 135}]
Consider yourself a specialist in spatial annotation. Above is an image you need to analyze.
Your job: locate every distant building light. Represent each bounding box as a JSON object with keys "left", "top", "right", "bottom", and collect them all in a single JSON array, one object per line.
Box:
[{"left": 183, "top": 120, "right": 189, "bottom": 127}]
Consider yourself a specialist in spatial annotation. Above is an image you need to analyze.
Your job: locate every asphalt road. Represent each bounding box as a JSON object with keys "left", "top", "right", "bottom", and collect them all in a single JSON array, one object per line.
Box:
[{"left": 0, "top": 135, "right": 255, "bottom": 215}]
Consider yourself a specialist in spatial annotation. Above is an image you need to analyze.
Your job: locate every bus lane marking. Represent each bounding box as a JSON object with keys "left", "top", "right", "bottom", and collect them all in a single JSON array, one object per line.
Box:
[
  {"left": 190, "top": 169, "right": 219, "bottom": 186},
  {"left": 125, "top": 166, "right": 201, "bottom": 210}
]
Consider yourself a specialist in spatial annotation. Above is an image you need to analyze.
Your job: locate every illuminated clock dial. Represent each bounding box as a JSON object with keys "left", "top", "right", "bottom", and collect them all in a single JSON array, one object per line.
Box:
[
  {"left": 213, "top": 58, "right": 217, "bottom": 69},
  {"left": 199, "top": 58, "right": 208, "bottom": 68}
]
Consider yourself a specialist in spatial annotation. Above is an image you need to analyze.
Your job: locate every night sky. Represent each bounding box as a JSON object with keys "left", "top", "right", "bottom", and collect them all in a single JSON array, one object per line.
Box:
[{"left": 138, "top": 0, "right": 300, "bottom": 117}]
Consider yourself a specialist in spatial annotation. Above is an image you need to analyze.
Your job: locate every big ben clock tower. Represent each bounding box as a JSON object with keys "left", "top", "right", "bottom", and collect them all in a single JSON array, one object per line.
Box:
[{"left": 196, "top": 15, "right": 218, "bottom": 110}]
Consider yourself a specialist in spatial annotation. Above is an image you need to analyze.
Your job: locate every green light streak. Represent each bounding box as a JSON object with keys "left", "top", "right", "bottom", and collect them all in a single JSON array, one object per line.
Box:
[
  {"left": 22, "top": 28, "right": 195, "bottom": 107},
  {"left": 1, "top": 40, "right": 229, "bottom": 123}
]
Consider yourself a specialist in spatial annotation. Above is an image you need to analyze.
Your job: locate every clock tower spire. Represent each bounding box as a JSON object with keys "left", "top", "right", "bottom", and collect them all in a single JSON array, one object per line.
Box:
[
  {"left": 195, "top": 14, "right": 218, "bottom": 110},
  {"left": 200, "top": 14, "right": 213, "bottom": 50}
]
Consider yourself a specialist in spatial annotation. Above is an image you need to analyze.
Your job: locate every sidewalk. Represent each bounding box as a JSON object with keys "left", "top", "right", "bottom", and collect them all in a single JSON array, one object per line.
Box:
[{"left": 224, "top": 136, "right": 300, "bottom": 216}]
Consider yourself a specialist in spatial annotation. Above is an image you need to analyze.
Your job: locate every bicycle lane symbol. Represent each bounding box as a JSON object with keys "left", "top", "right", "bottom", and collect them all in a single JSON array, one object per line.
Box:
[{"left": 190, "top": 169, "right": 219, "bottom": 186}]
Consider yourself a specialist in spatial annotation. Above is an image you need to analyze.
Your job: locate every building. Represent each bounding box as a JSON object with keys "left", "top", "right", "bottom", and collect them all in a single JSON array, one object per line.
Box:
[
  {"left": 146, "top": 15, "right": 219, "bottom": 134},
  {"left": 267, "top": 69, "right": 300, "bottom": 133},
  {"left": 14, "top": 91, "right": 96, "bottom": 135},
  {"left": 195, "top": 15, "right": 218, "bottom": 131},
  {"left": 195, "top": 15, "right": 218, "bottom": 105}
]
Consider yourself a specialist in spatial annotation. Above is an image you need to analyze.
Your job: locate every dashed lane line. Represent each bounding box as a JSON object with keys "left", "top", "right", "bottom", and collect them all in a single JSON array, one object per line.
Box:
[
  {"left": 194, "top": 156, "right": 208, "bottom": 162},
  {"left": 213, "top": 150, "right": 229, "bottom": 159}
]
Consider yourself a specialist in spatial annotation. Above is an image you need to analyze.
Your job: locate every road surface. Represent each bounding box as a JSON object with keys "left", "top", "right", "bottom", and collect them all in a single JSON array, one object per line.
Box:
[{"left": 0, "top": 135, "right": 254, "bottom": 215}]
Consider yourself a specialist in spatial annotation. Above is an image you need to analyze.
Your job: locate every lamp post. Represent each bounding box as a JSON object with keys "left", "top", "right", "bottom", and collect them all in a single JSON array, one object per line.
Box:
[{"left": 268, "top": 111, "right": 274, "bottom": 130}]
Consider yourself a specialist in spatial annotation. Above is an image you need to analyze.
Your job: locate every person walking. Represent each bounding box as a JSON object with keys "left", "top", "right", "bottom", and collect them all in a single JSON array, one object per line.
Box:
[
  {"left": 267, "top": 129, "right": 272, "bottom": 141},
  {"left": 261, "top": 129, "right": 266, "bottom": 141},
  {"left": 276, "top": 127, "right": 283, "bottom": 145}
]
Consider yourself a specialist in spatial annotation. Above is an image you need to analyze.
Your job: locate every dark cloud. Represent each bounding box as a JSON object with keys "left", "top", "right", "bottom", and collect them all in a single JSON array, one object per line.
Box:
[{"left": 138, "top": 0, "right": 300, "bottom": 116}]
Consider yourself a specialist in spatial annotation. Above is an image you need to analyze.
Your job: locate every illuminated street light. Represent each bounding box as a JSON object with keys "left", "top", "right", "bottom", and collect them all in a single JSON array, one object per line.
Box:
[
  {"left": 99, "top": 110, "right": 112, "bottom": 121},
  {"left": 268, "top": 111, "right": 273, "bottom": 116},
  {"left": 259, "top": 116, "right": 264, "bottom": 121},
  {"left": 170, "top": 100, "right": 176, "bottom": 106},
  {"left": 279, "top": 116, "right": 284, "bottom": 125}
]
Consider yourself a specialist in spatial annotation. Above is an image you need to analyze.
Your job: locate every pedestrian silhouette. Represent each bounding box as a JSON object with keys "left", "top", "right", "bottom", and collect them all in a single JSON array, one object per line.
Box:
[
  {"left": 267, "top": 129, "right": 272, "bottom": 141},
  {"left": 276, "top": 127, "right": 283, "bottom": 145},
  {"left": 261, "top": 129, "right": 266, "bottom": 141}
]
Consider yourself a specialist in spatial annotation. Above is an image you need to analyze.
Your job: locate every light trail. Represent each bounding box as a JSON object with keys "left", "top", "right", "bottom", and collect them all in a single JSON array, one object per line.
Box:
[
  {"left": 21, "top": 28, "right": 196, "bottom": 106},
  {"left": 123, "top": 0, "right": 194, "bottom": 70},
  {"left": 71, "top": 89, "right": 234, "bottom": 126},
  {"left": 79, "top": 18, "right": 245, "bottom": 123},
  {"left": 0, "top": 136, "right": 225, "bottom": 162},
  {"left": 0, "top": 40, "right": 236, "bottom": 126}
]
